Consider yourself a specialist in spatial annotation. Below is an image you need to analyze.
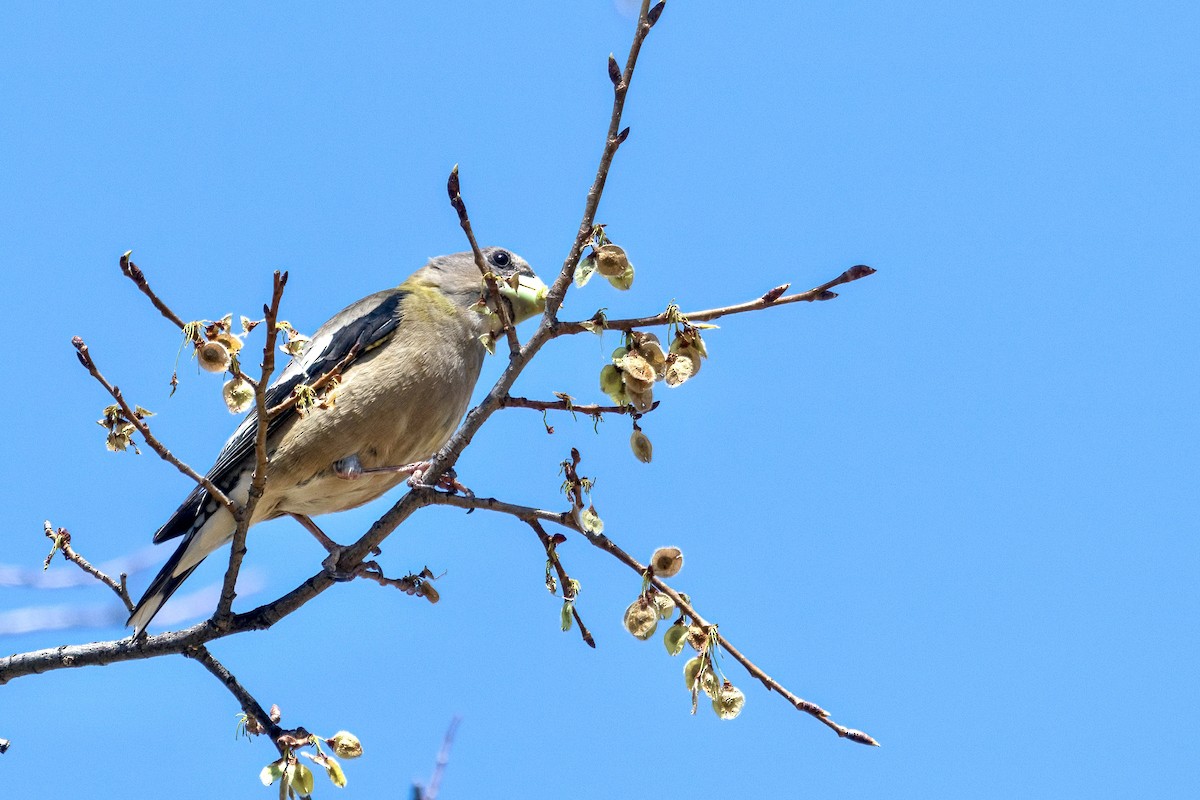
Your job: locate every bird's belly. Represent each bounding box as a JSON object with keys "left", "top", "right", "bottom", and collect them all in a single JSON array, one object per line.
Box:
[{"left": 273, "top": 470, "right": 407, "bottom": 517}]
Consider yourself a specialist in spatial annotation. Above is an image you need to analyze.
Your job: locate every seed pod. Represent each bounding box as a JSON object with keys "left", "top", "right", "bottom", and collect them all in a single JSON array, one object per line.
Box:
[
  {"left": 214, "top": 331, "right": 244, "bottom": 356},
  {"left": 639, "top": 340, "right": 667, "bottom": 378},
  {"left": 630, "top": 429, "right": 653, "bottom": 463},
  {"left": 650, "top": 546, "right": 683, "bottom": 577},
  {"left": 599, "top": 364, "right": 625, "bottom": 399},
  {"left": 196, "top": 340, "right": 230, "bottom": 373},
  {"left": 664, "top": 355, "right": 696, "bottom": 387},
  {"left": 623, "top": 596, "right": 659, "bottom": 640},
  {"left": 712, "top": 682, "right": 746, "bottom": 720},
  {"left": 619, "top": 353, "right": 655, "bottom": 384},
  {"left": 664, "top": 622, "right": 688, "bottom": 656},
  {"left": 626, "top": 385, "right": 654, "bottom": 413},
  {"left": 606, "top": 263, "right": 635, "bottom": 291},
  {"left": 621, "top": 370, "right": 654, "bottom": 395},
  {"left": 595, "top": 244, "right": 630, "bottom": 277},
  {"left": 651, "top": 592, "right": 676, "bottom": 620},
  {"left": 223, "top": 378, "right": 255, "bottom": 414},
  {"left": 326, "top": 731, "right": 363, "bottom": 759},
  {"left": 686, "top": 623, "right": 709, "bottom": 653}
]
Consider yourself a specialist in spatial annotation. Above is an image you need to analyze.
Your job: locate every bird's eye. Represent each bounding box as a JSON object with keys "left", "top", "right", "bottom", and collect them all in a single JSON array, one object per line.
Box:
[{"left": 490, "top": 250, "right": 512, "bottom": 268}]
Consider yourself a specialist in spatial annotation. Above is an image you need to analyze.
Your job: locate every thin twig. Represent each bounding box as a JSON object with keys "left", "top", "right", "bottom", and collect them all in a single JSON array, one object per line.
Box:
[
  {"left": 185, "top": 644, "right": 284, "bottom": 745},
  {"left": 119, "top": 252, "right": 197, "bottom": 338},
  {"left": 447, "top": 166, "right": 521, "bottom": 355},
  {"left": 215, "top": 271, "right": 287, "bottom": 622},
  {"left": 502, "top": 395, "right": 658, "bottom": 418},
  {"left": 71, "top": 337, "right": 236, "bottom": 516},
  {"left": 414, "top": 716, "right": 462, "bottom": 800},
  {"left": 416, "top": 489, "right": 878, "bottom": 745},
  {"left": 543, "top": 0, "right": 655, "bottom": 320},
  {"left": 555, "top": 265, "right": 877, "bottom": 335},
  {"left": 527, "top": 519, "right": 595, "bottom": 648},
  {"left": 42, "top": 522, "right": 134, "bottom": 612},
  {"left": 263, "top": 346, "right": 357, "bottom": 419}
]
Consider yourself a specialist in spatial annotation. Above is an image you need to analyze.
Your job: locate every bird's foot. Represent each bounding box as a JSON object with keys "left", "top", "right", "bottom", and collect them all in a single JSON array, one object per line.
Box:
[
  {"left": 289, "top": 513, "right": 379, "bottom": 580},
  {"left": 406, "top": 463, "right": 474, "bottom": 499}
]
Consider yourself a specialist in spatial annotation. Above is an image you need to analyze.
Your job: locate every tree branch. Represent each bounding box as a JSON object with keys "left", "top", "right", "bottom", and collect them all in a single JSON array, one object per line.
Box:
[
  {"left": 71, "top": 337, "right": 237, "bottom": 516},
  {"left": 215, "top": 270, "right": 286, "bottom": 622},
  {"left": 527, "top": 518, "right": 595, "bottom": 648},
  {"left": 42, "top": 522, "right": 134, "bottom": 612},
  {"left": 555, "top": 265, "right": 877, "bottom": 335},
  {"left": 185, "top": 644, "right": 284, "bottom": 744},
  {"left": 447, "top": 165, "right": 521, "bottom": 355}
]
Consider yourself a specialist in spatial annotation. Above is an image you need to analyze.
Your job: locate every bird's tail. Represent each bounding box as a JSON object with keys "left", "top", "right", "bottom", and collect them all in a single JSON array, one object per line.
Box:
[{"left": 127, "top": 509, "right": 236, "bottom": 635}]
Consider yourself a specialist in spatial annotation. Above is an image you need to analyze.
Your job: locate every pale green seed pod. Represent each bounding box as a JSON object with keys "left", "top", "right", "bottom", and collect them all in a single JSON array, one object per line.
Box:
[
  {"left": 652, "top": 592, "right": 676, "bottom": 620},
  {"left": 600, "top": 364, "right": 625, "bottom": 399},
  {"left": 711, "top": 682, "right": 746, "bottom": 720},
  {"left": 606, "top": 263, "right": 635, "bottom": 291},
  {"left": 222, "top": 378, "right": 255, "bottom": 414},
  {"left": 326, "top": 731, "right": 363, "bottom": 759},
  {"left": 664, "top": 622, "right": 688, "bottom": 656}
]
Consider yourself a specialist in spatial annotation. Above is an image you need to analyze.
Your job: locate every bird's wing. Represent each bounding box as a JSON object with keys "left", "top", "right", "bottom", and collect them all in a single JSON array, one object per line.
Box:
[{"left": 152, "top": 287, "right": 408, "bottom": 543}]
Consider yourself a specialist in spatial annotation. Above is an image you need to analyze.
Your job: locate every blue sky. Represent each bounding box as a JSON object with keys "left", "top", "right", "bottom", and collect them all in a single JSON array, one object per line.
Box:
[{"left": 2, "top": 1, "right": 1197, "bottom": 797}]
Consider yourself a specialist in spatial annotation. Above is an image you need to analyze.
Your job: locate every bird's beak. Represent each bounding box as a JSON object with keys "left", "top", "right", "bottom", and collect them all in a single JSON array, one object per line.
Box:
[{"left": 499, "top": 273, "right": 548, "bottom": 324}]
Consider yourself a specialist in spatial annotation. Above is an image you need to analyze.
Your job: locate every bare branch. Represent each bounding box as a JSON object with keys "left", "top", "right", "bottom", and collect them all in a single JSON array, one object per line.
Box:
[
  {"left": 527, "top": 519, "right": 595, "bottom": 648},
  {"left": 71, "top": 337, "right": 236, "bottom": 516},
  {"left": 215, "top": 270, "right": 287, "bottom": 622},
  {"left": 447, "top": 165, "right": 521, "bottom": 355},
  {"left": 119, "top": 251, "right": 196, "bottom": 338},
  {"left": 417, "top": 487, "right": 877, "bottom": 745},
  {"left": 555, "top": 264, "right": 878, "bottom": 335},
  {"left": 413, "top": 716, "right": 462, "bottom": 800},
  {"left": 185, "top": 645, "right": 284, "bottom": 745},
  {"left": 502, "top": 394, "right": 658, "bottom": 418},
  {"left": 42, "top": 522, "right": 134, "bottom": 612}
]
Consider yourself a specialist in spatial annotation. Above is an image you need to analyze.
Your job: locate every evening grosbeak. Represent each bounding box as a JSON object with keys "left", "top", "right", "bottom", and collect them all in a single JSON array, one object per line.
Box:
[{"left": 127, "top": 248, "right": 546, "bottom": 634}]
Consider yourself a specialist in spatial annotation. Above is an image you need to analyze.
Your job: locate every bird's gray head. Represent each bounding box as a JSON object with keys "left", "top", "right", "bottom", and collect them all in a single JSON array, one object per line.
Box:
[{"left": 413, "top": 247, "right": 546, "bottom": 325}]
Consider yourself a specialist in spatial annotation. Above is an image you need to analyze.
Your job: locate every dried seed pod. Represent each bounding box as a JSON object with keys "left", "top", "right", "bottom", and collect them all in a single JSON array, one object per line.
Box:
[
  {"left": 664, "top": 355, "right": 696, "bottom": 387},
  {"left": 686, "top": 623, "right": 709, "bottom": 653},
  {"left": 651, "top": 592, "right": 676, "bottom": 620},
  {"left": 623, "top": 596, "right": 659, "bottom": 640},
  {"left": 621, "top": 370, "right": 655, "bottom": 395},
  {"left": 639, "top": 340, "right": 667, "bottom": 378},
  {"left": 630, "top": 429, "right": 653, "bottom": 463},
  {"left": 650, "top": 546, "right": 683, "bottom": 577},
  {"left": 626, "top": 385, "right": 654, "bottom": 413},
  {"left": 619, "top": 353, "right": 655, "bottom": 384},
  {"left": 214, "top": 331, "right": 244, "bottom": 356},
  {"left": 711, "top": 682, "right": 746, "bottom": 720},
  {"left": 595, "top": 244, "right": 630, "bottom": 277},
  {"left": 196, "top": 340, "right": 230, "bottom": 373}
]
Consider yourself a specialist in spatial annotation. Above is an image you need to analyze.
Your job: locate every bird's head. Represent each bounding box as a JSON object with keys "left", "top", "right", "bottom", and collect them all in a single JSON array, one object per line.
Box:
[{"left": 419, "top": 248, "right": 547, "bottom": 328}]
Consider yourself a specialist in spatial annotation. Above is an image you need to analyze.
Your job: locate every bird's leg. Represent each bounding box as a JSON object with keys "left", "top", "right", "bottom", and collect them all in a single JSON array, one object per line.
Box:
[
  {"left": 332, "top": 454, "right": 472, "bottom": 497},
  {"left": 288, "top": 512, "right": 379, "bottom": 581}
]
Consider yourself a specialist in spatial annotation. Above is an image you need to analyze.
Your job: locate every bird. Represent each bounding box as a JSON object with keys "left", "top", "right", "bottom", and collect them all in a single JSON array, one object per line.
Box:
[{"left": 127, "top": 247, "right": 546, "bottom": 635}]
